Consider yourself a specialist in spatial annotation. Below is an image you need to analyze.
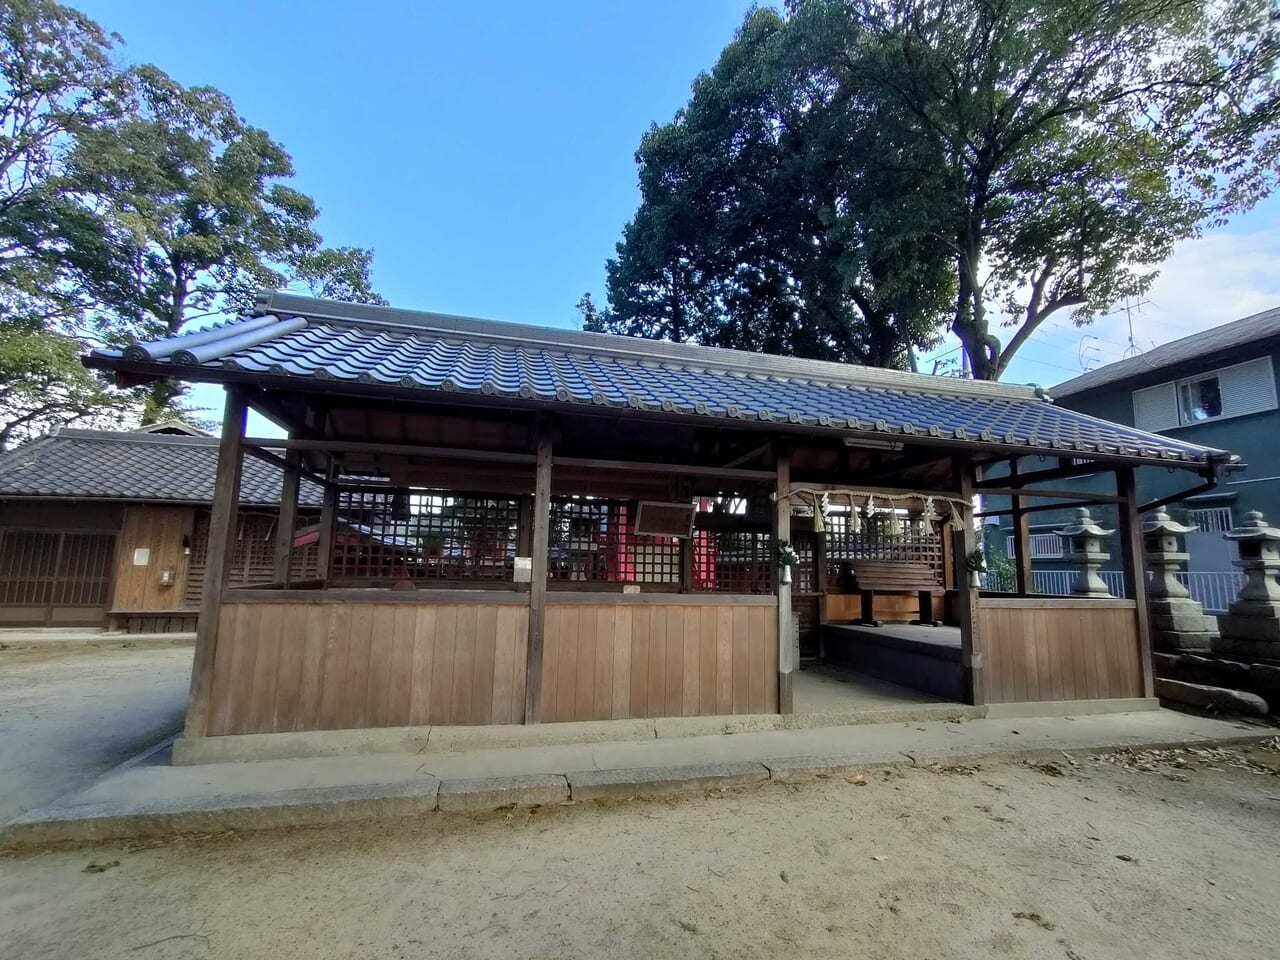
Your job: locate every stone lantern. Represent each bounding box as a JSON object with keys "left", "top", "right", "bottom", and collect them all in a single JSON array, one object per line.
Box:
[
  {"left": 1055, "top": 506, "right": 1113, "bottom": 597},
  {"left": 1214, "top": 510, "right": 1280, "bottom": 656},
  {"left": 1142, "top": 510, "right": 1218, "bottom": 652}
]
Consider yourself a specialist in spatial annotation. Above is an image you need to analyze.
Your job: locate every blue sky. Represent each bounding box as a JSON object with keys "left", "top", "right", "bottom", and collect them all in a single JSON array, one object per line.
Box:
[{"left": 81, "top": 0, "right": 1280, "bottom": 426}]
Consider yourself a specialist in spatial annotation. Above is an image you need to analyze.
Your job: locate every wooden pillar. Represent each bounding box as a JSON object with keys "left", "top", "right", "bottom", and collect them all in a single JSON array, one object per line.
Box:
[
  {"left": 271, "top": 448, "right": 301, "bottom": 585},
  {"left": 524, "top": 429, "right": 553, "bottom": 723},
  {"left": 315, "top": 466, "right": 337, "bottom": 584},
  {"left": 1116, "top": 466, "right": 1155, "bottom": 697},
  {"left": 1009, "top": 459, "right": 1033, "bottom": 596},
  {"left": 775, "top": 449, "right": 794, "bottom": 714},
  {"left": 953, "top": 457, "right": 984, "bottom": 705},
  {"left": 183, "top": 389, "right": 247, "bottom": 738}
]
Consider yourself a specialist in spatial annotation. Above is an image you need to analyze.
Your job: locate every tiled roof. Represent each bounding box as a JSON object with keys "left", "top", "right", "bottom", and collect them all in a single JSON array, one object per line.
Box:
[
  {"left": 1053, "top": 306, "right": 1280, "bottom": 397},
  {"left": 0, "top": 428, "right": 323, "bottom": 505},
  {"left": 84, "top": 291, "right": 1233, "bottom": 469}
]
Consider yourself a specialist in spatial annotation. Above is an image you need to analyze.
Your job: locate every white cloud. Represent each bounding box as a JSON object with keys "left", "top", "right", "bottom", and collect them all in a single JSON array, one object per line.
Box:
[{"left": 1091, "top": 226, "right": 1280, "bottom": 353}]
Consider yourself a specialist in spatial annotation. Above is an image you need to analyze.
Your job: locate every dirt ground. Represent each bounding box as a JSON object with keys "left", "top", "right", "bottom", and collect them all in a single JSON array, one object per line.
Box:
[
  {"left": 0, "top": 647, "right": 190, "bottom": 822},
  {"left": 2, "top": 739, "right": 1278, "bottom": 960}
]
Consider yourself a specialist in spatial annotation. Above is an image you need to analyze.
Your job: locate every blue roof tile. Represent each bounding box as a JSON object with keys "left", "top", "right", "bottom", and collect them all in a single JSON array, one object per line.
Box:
[{"left": 85, "top": 294, "right": 1234, "bottom": 469}]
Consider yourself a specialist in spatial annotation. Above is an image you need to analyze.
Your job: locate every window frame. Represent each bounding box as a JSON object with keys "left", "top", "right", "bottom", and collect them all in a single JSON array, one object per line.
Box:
[{"left": 1175, "top": 372, "right": 1224, "bottom": 425}]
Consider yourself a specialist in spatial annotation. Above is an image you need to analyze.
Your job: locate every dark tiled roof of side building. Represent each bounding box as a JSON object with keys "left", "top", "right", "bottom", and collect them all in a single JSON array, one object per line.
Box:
[
  {"left": 1052, "top": 305, "right": 1280, "bottom": 398},
  {"left": 0, "top": 428, "right": 322, "bottom": 505},
  {"left": 83, "top": 291, "right": 1232, "bottom": 469}
]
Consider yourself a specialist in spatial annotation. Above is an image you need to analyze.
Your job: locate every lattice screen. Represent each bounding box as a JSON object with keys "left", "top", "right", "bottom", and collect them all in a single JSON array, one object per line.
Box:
[
  {"left": 825, "top": 509, "right": 942, "bottom": 578},
  {"left": 693, "top": 530, "right": 773, "bottom": 594},
  {"left": 332, "top": 489, "right": 519, "bottom": 581},
  {"left": 548, "top": 498, "right": 680, "bottom": 585}
]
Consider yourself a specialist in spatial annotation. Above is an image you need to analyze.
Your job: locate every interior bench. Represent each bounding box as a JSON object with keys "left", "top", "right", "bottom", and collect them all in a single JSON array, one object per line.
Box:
[{"left": 850, "top": 559, "right": 943, "bottom": 627}]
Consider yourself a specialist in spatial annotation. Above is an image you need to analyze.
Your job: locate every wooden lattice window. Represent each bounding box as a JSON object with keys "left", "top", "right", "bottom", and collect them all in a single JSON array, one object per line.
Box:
[
  {"left": 548, "top": 498, "right": 680, "bottom": 585},
  {"left": 825, "top": 509, "right": 942, "bottom": 578},
  {"left": 0, "top": 529, "right": 114, "bottom": 607},
  {"left": 331, "top": 489, "right": 519, "bottom": 582},
  {"left": 693, "top": 529, "right": 773, "bottom": 594}
]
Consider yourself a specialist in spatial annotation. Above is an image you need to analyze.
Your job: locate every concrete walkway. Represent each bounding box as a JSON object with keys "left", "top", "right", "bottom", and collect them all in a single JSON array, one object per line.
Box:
[
  {"left": 4, "top": 707, "right": 1271, "bottom": 849},
  {"left": 0, "top": 627, "right": 195, "bottom": 651}
]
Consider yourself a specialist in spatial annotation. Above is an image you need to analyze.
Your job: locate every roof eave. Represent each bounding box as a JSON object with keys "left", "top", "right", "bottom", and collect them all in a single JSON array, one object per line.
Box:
[{"left": 81, "top": 355, "right": 1220, "bottom": 474}]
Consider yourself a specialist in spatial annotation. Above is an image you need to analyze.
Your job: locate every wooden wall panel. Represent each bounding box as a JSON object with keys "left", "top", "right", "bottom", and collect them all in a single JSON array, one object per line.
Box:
[
  {"left": 821, "top": 593, "right": 946, "bottom": 624},
  {"left": 111, "top": 506, "right": 194, "bottom": 612},
  {"left": 541, "top": 600, "right": 778, "bottom": 722},
  {"left": 977, "top": 598, "right": 1143, "bottom": 704},
  {"left": 206, "top": 599, "right": 528, "bottom": 735}
]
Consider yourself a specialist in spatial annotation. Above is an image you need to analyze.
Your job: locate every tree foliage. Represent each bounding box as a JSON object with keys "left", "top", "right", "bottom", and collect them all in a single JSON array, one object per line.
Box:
[
  {"left": 0, "top": 324, "right": 127, "bottom": 447},
  {"left": 584, "top": 8, "right": 952, "bottom": 368},
  {"left": 65, "top": 66, "right": 385, "bottom": 417},
  {"left": 0, "top": 1, "right": 386, "bottom": 442},
  {"left": 592, "top": 0, "right": 1280, "bottom": 379}
]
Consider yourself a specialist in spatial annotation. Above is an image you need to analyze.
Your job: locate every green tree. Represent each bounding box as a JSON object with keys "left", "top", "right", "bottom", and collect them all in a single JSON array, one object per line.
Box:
[
  {"left": 584, "top": 7, "right": 953, "bottom": 368},
  {"left": 65, "top": 65, "right": 383, "bottom": 420},
  {"left": 0, "top": 325, "right": 129, "bottom": 447},
  {"left": 818, "top": 0, "right": 1280, "bottom": 379},
  {"left": 0, "top": 0, "right": 130, "bottom": 327}
]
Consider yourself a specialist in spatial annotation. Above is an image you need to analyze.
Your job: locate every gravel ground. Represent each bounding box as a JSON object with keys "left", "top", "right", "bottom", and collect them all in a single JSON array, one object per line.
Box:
[
  {"left": 0, "top": 647, "right": 191, "bottom": 822},
  {"left": 2, "top": 739, "right": 1277, "bottom": 960}
]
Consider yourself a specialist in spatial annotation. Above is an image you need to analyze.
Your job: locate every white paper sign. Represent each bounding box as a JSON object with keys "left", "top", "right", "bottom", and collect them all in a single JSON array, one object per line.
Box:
[
  {"left": 513, "top": 556, "right": 532, "bottom": 582},
  {"left": 132, "top": 547, "right": 151, "bottom": 566}
]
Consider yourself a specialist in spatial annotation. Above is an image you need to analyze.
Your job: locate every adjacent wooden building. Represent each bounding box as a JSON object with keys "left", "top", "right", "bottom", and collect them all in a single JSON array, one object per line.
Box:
[
  {"left": 0, "top": 424, "right": 320, "bottom": 631},
  {"left": 83, "top": 292, "right": 1235, "bottom": 747}
]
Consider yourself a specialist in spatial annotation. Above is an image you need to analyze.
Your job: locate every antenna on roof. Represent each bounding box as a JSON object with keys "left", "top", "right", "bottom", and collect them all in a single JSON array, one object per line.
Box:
[{"left": 1122, "top": 297, "right": 1150, "bottom": 359}]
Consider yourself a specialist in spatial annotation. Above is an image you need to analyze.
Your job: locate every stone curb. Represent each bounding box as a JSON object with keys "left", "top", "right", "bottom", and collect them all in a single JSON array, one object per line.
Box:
[
  {"left": 436, "top": 775, "right": 569, "bottom": 812},
  {"left": 568, "top": 762, "right": 769, "bottom": 801},
  {"left": 1, "top": 778, "right": 440, "bottom": 850},
  {"left": 4, "top": 731, "right": 1274, "bottom": 852}
]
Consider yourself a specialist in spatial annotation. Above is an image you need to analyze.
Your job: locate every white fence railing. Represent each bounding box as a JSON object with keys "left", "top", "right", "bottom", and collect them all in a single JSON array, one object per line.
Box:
[
  {"left": 980, "top": 569, "right": 1125, "bottom": 596},
  {"left": 979, "top": 567, "right": 1248, "bottom": 612},
  {"left": 1175, "top": 571, "right": 1245, "bottom": 613}
]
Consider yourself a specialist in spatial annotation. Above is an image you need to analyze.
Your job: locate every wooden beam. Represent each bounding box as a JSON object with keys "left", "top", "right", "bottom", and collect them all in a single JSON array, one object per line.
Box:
[
  {"left": 315, "top": 462, "right": 337, "bottom": 582},
  {"left": 722, "top": 440, "right": 772, "bottom": 469},
  {"left": 183, "top": 389, "right": 247, "bottom": 739},
  {"left": 974, "top": 459, "right": 1105, "bottom": 489},
  {"left": 1009, "top": 460, "right": 1033, "bottom": 596},
  {"left": 1116, "top": 466, "right": 1155, "bottom": 698},
  {"left": 553, "top": 455, "right": 773, "bottom": 482},
  {"left": 975, "top": 499, "right": 1107, "bottom": 518},
  {"left": 240, "top": 442, "right": 330, "bottom": 488},
  {"left": 977, "top": 486, "right": 1124, "bottom": 504},
  {"left": 524, "top": 428, "right": 553, "bottom": 723},
  {"left": 775, "top": 447, "right": 794, "bottom": 714},
  {"left": 271, "top": 449, "right": 301, "bottom": 585},
  {"left": 244, "top": 436, "right": 537, "bottom": 465},
  {"left": 953, "top": 457, "right": 983, "bottom": 706}
]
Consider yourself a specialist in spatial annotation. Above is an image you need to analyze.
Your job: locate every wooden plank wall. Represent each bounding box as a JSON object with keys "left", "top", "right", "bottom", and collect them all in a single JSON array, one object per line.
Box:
[
  {"left": 540, "top": 600, "right": 778, "bottom": 722},
  {"left": 206, "top": 599, "right": 528, "bottom": 735},
  {"left": 977, "top": 598, "right": 1143, "bottom": 703},
  {"left": 111, "top": 506, "right": 194, "bottom": 612}
]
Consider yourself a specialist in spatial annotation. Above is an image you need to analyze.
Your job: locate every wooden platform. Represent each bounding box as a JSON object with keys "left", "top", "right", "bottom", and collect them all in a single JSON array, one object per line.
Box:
[{"left": 819, "top": 622, "right": 964, "bottom": 701}]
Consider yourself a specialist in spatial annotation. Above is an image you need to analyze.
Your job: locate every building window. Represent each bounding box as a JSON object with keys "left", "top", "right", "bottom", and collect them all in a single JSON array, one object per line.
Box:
[
  {"left": 1177, "top": 374, "right": 1223, "bottom": 424},
  {"left": 1133, "top": 356, "right": 1277, "bottom": 433}
]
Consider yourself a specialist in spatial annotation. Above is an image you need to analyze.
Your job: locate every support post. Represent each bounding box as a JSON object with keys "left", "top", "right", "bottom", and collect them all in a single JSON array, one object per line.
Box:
[
  {"left": 524, "top": 429, "right": 553, "bottom": 723},
  {"left": 315, "top": 465, "right": 337, "bottom": 584},
  {"left": 953, "top": 458, "right": 983, "bottom": 705},
  {"left": 272, "top": 448, "right": 301, "bottom": 585},
  {"left": 1116, "top": 466, "right": 1155, "bottom": 697},
  {"left": 183, "top": 389, "right": 247, "bottom": 738},
  {"left": 515, "top": 494, "right": 534, "bottom": 594},
  {"left": 1010, "top": 460, "right": 1033, "bottom": 596},
  {"left": 775, "top": 448, "right": 794, "bottom": 714}
]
